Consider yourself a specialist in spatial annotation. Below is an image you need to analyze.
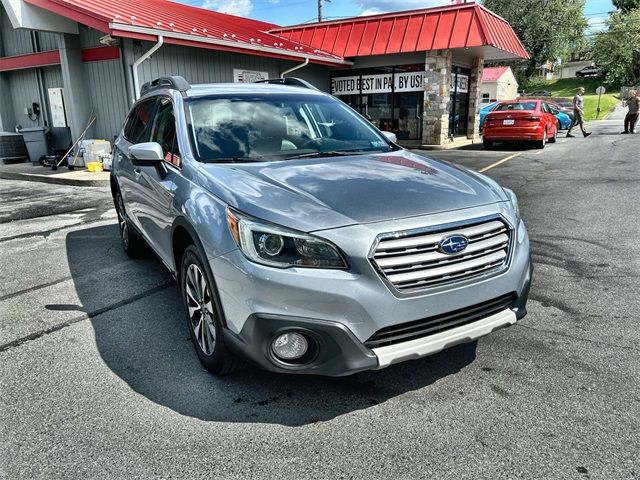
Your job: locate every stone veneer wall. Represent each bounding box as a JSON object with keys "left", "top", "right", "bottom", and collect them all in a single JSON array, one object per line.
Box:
[
  {"left": 422, "top": 50, "right": 452, "bottom": 146},
  {"left": 467, "top": 57, "right": 484, "bottom": 140}
]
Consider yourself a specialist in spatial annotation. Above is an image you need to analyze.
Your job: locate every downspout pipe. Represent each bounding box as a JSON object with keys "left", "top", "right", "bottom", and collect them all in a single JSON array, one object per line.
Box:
[
  {"left": 280, "top": 57, "right": 309, "bottom": 78},
  {"left": 132, "top": 36, "right": 164, "bottom": 102}
]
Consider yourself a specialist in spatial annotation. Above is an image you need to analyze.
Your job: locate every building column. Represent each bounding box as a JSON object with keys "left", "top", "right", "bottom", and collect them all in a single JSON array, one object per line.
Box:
[
  {"left": 58, "top": 33, "right": 93, "bottom": 141},
  {"left": 467, "top": 57, "right": 484, "bottom": 140},
  {"left": 422, "top": 50, "right": 452, "bottom": 146}
]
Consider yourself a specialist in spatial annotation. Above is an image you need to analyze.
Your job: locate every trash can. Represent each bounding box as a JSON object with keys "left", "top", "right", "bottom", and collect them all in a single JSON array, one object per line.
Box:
[{"left": 19, "top": 127, "right": 49, "bottom": 165}]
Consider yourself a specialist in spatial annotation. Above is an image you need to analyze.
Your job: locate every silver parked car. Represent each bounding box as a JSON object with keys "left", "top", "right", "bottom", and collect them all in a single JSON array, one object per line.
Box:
[{"left": 111, "top": 76, "right": 532, "bottom": 376}]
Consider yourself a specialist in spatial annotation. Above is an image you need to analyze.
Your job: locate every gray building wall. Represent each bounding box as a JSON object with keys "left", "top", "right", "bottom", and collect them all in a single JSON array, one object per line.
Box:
[
  {"left": 7, "top": 69, "right": 40, "bottom": 129},
  {"left": 79, "top": 27, "right": 104, "bottom": 48},
  {"left": 1, "top": 7, "right": 32, "bottom": 56},
  {"left": 84, "top": 59, "right": 129, "bottom": 141}
]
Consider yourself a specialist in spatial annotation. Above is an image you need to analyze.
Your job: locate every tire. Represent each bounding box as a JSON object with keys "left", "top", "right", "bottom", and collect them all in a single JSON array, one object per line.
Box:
[
  {"left": 535, "top": 129, "right": 547, "bottom": 149},
  {"left": 114, "top": 191, "right": 146, "bottom": 257},
  {"left": 548, "top": 128, "right": 556, "bottom": 143},
  {"left": 483, "top": 139, "right": 494, "bottom": 150},
  {"left": 180, "top": 245, "right": 241, "bottom": 375}
]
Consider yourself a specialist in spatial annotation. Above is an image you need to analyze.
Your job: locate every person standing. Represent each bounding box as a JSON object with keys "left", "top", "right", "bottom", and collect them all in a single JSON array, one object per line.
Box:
[
  {"left": 566, "top": 87, "right": 592, "bottom": 138},
  {"left": 621, "top": 89, "right": 639, "bottom": 134}
]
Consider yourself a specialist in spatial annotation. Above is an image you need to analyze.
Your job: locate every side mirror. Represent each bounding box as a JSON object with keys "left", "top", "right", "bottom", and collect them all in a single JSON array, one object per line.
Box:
[
  {"left": 129, "top": 142, "right": 164, "bottom": 166},
  {"left": 381, "top": 131, "right": 397, "bottom": 144}
]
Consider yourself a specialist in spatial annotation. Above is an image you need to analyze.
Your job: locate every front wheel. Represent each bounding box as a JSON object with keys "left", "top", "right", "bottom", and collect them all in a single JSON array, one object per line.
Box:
[{"left": 181, "top": 245, "right": 241, "bottom": 375}]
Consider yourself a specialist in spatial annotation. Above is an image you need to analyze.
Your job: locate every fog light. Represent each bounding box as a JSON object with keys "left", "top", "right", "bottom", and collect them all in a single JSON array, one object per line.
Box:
[{"left": 271, "top": 332, "right": 308, "bottom": 360}]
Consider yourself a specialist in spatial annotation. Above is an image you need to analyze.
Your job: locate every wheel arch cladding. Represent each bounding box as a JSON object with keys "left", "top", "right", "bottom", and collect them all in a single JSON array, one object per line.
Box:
[{"left": 172, "top": 222, "right": 196, "bottom": 277}]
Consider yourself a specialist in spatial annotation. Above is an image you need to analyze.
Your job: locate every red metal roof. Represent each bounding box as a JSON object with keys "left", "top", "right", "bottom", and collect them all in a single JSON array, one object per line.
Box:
[
  {"left": 19, "top": 0, "right": 527, "bottom": 64},
  {"left": 270, "top": 3, "right": 528, "bottom": 60},
  {"left": 482, "top": 66, "right": 510, "bottom": 82},
  {"left": 23, "top": 0, "right": 349, "bottom": 65}
]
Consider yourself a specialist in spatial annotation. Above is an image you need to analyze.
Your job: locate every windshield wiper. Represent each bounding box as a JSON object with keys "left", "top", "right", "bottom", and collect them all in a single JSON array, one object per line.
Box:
[
  {"left": 202, "top": 157, "right": 263, "bottom": 164},
  {"left": 283, "top": 150, "right": 374, "bottom": 160}
]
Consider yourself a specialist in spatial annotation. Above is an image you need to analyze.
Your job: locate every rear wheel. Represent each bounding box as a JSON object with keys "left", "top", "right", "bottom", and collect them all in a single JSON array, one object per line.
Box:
[
  {"left": 483, "top": 139, "right": 494, "bottom": 150},
  {"left": 180, "top": 245, "right": 241, "bottom": 375},
  {"left": 535, "top": 129, "right": 547, "bottom": 149},
  {"left": 114, "top": 192, "right": 146, "bottom": 257}
]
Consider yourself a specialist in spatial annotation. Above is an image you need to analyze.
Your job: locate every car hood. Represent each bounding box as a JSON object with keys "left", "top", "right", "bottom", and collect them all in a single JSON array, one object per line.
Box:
[{"left": 196, "top": 150, "right": 507, "bottom": 232}]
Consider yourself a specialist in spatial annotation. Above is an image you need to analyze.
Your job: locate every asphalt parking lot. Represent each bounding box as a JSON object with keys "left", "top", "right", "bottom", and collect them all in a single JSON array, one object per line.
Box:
[{"left": 1, "top": 119, "right": 639, "bottom": 479}]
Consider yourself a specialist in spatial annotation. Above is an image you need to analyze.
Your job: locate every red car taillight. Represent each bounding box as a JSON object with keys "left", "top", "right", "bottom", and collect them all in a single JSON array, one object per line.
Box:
[{"left": 522, "top": 116, "right": 541, "bottom": 122}]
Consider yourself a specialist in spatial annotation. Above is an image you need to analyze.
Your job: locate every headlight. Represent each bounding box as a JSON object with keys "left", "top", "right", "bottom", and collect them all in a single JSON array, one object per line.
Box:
[
  {"left": 502, "top": 188, "right": 520, "bottom": 219},
  {"left": 226, "top": 209, "right": 347, "bottom": 269}
]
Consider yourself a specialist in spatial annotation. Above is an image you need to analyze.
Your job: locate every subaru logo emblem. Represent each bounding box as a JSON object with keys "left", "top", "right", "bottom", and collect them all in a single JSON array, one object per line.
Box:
[{"left": 438, "top": 234, "right": 469, "bottom": 255}]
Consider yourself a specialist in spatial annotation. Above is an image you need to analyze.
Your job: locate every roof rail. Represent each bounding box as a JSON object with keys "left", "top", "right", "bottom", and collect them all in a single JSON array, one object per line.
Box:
[
  {"left": 140, "top": 76, "right": 191, "bottom": 96},
  {"left": 255, "top": 77, "right": 318, "bottom": 90}
]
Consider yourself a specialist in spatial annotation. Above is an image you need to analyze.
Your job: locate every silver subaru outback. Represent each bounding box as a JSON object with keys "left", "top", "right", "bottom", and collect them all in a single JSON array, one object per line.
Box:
[{"left": 111, "top": 76, "right": 532, "bottom": 376}]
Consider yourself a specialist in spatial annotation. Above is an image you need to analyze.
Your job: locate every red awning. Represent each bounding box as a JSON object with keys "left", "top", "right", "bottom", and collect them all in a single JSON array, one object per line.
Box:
[
  {"left": 270, "top": 3, "right": 528, "bottom": 60},
  {"left": 23, "top": 0, "right": 349, "bottom": 65}
]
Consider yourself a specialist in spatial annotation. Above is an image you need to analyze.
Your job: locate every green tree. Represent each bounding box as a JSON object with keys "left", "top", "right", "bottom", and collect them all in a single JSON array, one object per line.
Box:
[
  {"left": 612, "top": 0, "right": 640, "bottom": 14},
  {"left": 592, "top": 10, "right": 640, "bottom": 85},
  {"left": 482, "top": 0, "right": 587, "bottom": 80}
]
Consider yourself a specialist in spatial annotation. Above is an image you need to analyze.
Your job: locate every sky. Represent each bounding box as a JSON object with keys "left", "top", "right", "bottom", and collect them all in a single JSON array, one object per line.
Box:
[{"left": 176, "top": 0, "right": 615, "bottom": 28}]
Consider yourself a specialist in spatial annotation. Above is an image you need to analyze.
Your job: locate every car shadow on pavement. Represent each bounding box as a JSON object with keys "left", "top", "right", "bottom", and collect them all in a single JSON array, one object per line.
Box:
[{"left": 66, "top": 224, "right": 477, "bottom": 427}]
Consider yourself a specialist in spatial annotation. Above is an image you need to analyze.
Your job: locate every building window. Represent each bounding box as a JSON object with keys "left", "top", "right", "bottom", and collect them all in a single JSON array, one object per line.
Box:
[{"left": 330, "top": 65, "right": 424, "bottom": 141}]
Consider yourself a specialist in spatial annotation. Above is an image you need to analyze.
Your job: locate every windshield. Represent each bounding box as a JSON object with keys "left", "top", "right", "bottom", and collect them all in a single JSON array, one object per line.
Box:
[
  {"left": 185, "top": 93, "right": 395, "bottom": 162},
  {"left": 494, "top": 102, "right": 537, "bottom": 111}
]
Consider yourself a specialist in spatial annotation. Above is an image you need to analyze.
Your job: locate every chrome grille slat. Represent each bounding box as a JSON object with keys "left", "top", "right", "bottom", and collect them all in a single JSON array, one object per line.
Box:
[
  {"left": 381, "top": 244, "right": 508, "bottom": 275},
  {"left": 376, "top": 220, "right": 505, "bottom": 252},
  {"left": 371, "top": 218, "right": 512, "bottom": 292}
]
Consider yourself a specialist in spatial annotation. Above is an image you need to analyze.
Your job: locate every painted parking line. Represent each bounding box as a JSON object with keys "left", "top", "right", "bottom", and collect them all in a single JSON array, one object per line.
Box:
[{"left": 478, "top": 152, "right": 522, "bottom": 173}]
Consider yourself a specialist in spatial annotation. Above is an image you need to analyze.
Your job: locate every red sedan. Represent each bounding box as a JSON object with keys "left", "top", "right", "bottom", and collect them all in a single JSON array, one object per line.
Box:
[{"left": 483, "top": 99, "right": 559, "bottom": 149}]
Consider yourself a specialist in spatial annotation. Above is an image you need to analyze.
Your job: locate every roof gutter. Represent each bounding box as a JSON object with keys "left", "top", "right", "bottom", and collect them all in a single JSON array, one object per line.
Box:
[
  {"left": 132, "top": 35, "right": 164, "bottom": 102},
  {"left": 280, "top": 57, "right": 309, "bottom": 78},
  {"left": 110, "top": 23, "right": 350, "bottom": 66}
]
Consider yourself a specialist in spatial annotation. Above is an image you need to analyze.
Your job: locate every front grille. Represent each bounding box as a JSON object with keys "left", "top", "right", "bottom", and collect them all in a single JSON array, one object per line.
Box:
[
  {"left": 365, "top": 293, "right": 516, "bottom": 348},
  {"left": 371, "top": 218, "right": 512, "bottom": 293}
]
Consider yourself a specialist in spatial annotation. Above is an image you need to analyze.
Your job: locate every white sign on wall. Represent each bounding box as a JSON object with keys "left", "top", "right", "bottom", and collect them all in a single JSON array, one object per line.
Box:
[
  {"left": 47, "top": 88, "right": 67, "bottom": 128},
  {"left": 449, "top": 74, "right": 469, "bottom": 93},
  {"left": 233, "top": 69, "right": 269, "bottom": 83},
  {"left": 331, "top": 72, "right": 427, "bottom": 96}
]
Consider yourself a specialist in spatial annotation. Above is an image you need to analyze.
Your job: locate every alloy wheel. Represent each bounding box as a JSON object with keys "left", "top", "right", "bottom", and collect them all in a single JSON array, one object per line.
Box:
[{"left": 185, "top": 263, "right": 217, "bottom": 356}]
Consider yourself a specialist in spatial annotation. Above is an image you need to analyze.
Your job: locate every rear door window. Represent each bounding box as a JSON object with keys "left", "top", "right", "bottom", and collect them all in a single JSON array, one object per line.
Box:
[{"left": 123, "top": 98, "right": 157, "bottom": 144}]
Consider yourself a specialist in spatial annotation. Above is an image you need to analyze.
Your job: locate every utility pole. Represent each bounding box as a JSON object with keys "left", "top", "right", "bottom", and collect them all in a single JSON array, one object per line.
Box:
[{"left": 318, "top": 0, "right": 331, "bottom": 22}]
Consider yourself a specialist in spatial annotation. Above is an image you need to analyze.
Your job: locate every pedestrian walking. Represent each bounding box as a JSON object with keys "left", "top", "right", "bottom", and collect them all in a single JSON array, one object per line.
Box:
[
  {"left": 566, "top": 86, "right": 592, "bottom": 138},
  {"left": 621, "top": 89, "right": 639, "bottom": 134}
]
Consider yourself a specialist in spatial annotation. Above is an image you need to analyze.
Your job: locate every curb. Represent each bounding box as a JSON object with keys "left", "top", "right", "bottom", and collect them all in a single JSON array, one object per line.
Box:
[{"left": 0, "top": 171, "right": 109, "bottom": 187}]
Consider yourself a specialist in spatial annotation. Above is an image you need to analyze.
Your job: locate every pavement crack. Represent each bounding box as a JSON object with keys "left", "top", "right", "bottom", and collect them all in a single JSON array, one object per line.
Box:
[
  {"left": 0, "top": 276, "right": 74, "bottom": 301},
  {"left": 0, "top": 282, "right": 174, "bottom": 354},
  {"left": 515, "top": 323, "right": 640, "bottom": 353}
]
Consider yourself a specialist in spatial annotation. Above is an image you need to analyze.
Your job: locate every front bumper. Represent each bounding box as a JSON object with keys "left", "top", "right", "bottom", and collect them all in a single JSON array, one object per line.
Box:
[{"left": 212, "top": 206, "right": 532, "bottom": 375}]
